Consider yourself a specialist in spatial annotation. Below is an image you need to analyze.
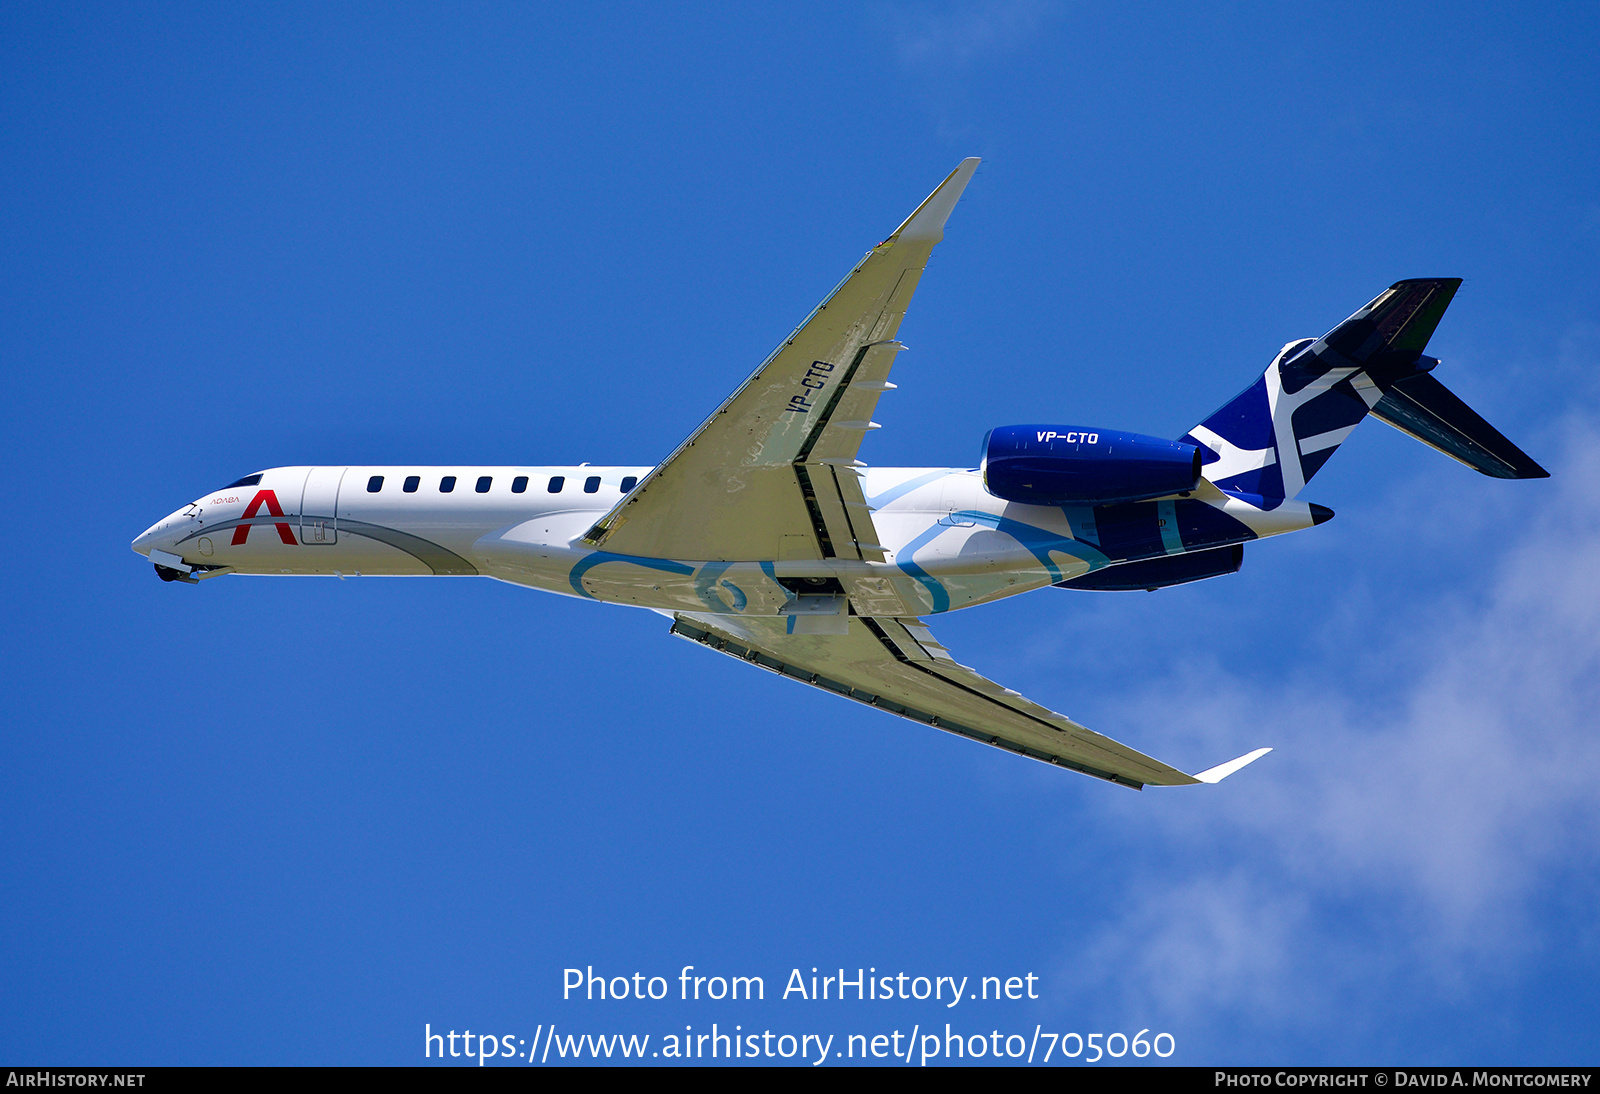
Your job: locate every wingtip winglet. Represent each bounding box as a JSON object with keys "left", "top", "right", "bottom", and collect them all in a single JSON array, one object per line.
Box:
[
  {"left": 1192, "top": 747, "right": 1273, "bottom": 784},
  {"left": 892, "top": 157, "right": 981, "bottom": 244}
]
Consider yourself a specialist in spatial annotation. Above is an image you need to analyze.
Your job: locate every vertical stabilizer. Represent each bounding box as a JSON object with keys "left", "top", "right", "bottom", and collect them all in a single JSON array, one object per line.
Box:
[{"left": 1179, "top": 279, "right": 1528, "bottom": 505}]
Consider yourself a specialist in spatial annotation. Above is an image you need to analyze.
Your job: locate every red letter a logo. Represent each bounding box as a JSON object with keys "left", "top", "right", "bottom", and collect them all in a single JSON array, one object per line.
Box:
[{"left": 232, "top": 489, "right": 298, "bottom": 545}]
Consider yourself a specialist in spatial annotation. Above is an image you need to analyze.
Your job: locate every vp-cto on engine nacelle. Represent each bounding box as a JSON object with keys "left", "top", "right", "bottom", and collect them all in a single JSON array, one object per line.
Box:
[{"left": 981, "top": 425, "right": 1202, "bottom": 505}]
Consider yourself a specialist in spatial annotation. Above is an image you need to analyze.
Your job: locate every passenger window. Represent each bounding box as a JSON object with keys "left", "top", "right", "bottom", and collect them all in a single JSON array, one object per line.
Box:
[
  {"left": 620, "top": 476, "right": 637, "bottom": 492},
  {"left": 404, "top": 475, "right": 420, "bottom": 493},
  {"left": 476, "top": 476, "right": 492, "bottom": 493},
  {"left": 512, "top": 475, "right": 528, "bottom": 493},
  {"left": 440, "top": 476, "right": 457, "bottom": 493},
  {"left": 547, "top": 476, "right": 565, "bottom": 493},
  {"left": 367, "top": 475, "right": 384, "bottom": 493},
  {"left": 584, "top": 476, "right": 601, "bottom": 493}
]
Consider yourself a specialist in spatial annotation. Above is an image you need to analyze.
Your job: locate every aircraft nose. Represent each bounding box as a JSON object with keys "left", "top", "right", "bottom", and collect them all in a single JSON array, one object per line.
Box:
[
  {"left": 131, "top": 522, "right": 164, "bottom": 556},
  {"left": 131, "top": 506, "right": 193, "bottom": 557}
]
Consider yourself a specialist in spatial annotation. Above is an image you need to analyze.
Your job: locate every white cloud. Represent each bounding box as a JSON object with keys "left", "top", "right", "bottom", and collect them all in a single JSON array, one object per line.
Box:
[{"left": 1055, "top": 418, "right": 1600, "bottom": 1032}]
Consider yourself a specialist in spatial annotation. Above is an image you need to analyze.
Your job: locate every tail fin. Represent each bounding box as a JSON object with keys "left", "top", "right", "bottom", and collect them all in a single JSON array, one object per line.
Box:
[{"left": 1181, "top": 278, "right": 1546, "bottom": 506}]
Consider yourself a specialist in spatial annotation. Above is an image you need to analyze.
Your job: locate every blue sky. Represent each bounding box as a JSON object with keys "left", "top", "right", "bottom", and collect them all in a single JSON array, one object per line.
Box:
[{"left": 3, "top": 1, "right": 1598, "bottom": 1066}]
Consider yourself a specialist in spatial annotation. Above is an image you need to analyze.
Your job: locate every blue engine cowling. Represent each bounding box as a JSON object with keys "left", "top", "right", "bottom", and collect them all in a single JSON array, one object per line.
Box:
[{"left": 982, "top": 425, "right": 1202, "bottom": 505}]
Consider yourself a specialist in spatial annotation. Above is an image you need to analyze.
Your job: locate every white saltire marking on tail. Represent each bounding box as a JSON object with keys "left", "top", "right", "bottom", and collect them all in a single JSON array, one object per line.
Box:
[
  {"left": 1350, "top": 370, "right": 1383, "bottom": 408},
  {"left": 1297, "top": 423, "right": 1359, "bottom": 456},
  {"left": 1189, "top": 424, "right": 1276, "bottom": 482},
  {"left": 1264, "top": 361, "right": 1363, "bottom": 500}
]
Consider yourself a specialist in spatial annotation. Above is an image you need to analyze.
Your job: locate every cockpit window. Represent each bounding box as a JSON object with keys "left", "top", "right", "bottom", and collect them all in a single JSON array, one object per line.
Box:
[{"left": 224, "top": 473, "right": 263, "bottom": 489}]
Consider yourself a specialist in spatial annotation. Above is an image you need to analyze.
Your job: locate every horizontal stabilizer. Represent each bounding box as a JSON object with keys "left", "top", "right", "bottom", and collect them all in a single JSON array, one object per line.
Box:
[
  {"left": 1371, "top": 372, "right": 1549, "bottom": 479},
  {"left": 1191, "top": 747, "right": 1272, "bottom": 784},
  {"left": 1311, "top": 278, "right": 1461, "bottom": 377}
]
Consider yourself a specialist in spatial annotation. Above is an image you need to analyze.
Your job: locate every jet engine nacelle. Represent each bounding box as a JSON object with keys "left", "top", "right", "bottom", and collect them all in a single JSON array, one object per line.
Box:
[{"left": 981, "top": 425, "right": 1202, "bottom": 505}]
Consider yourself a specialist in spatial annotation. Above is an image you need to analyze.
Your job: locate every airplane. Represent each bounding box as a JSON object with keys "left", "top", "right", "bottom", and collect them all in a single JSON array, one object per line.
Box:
[{"left": 132, "top": 158, "right": 1548, "bottom": 790}]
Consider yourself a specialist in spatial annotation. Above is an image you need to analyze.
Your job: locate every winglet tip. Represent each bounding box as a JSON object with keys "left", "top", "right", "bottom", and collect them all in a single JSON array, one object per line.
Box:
[
  {"left": 893, "top": 157, "right": 981, "bottom": 243},
  {"left": 1192, "top": 746, "right": 1272, "bottom": 784}
]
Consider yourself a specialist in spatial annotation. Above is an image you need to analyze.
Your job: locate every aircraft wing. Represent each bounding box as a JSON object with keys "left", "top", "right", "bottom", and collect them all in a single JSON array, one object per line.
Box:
[
  {"left": 670, "top": 612, "right": 1270, "bottom": 789},
  {"left": 582, "top": 158, "right": 981, "bottom": 563}
]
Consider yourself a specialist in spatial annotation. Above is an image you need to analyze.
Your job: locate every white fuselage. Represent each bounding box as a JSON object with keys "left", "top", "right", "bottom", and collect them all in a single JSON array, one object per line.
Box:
[{"left": 133, "top": 464, "right": 1317, "bottom": 617}]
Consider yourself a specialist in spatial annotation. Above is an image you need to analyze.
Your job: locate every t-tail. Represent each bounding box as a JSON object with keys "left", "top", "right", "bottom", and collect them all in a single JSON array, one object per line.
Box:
[{"left": 1182, "top": 278, "right": 1548, "bottom": 508}]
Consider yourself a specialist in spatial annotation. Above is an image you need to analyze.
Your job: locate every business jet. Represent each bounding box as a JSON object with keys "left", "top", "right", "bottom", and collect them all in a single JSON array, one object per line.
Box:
[{"left": 132, "top": 159, "right": 1547, "bottom": 789}]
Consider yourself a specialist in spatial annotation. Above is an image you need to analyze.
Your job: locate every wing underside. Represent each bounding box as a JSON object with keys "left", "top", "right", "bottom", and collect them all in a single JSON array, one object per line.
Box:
[
  {"left": 671, "top": 612, "right": 1267, "bottom": 789},
  {"left": 583, "top": 159, "right": 982, "bottom": 563}
]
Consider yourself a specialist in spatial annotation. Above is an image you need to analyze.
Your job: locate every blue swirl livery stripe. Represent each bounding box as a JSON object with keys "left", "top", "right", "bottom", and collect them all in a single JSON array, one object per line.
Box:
[
  {"left": 569, "top": 551, "right": 694, "bottom": 599},
  {"left": 896, "top": 511, "right": 1112, "bottom": 613},
  {"left": 894, "top": 547, "right": 949, "bottom": 613},
  {"left": 965, "top": 512, "right": 1114, "bottom": 577},
  {"left": 1157, "top": 500, "right": 1184, "bottom": 555},
  {"left": 692, "top": 561, "right": 748, "bottom": 612},
  {"left": 865, "top": 469, "right": 951, "bottom": 509}
]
